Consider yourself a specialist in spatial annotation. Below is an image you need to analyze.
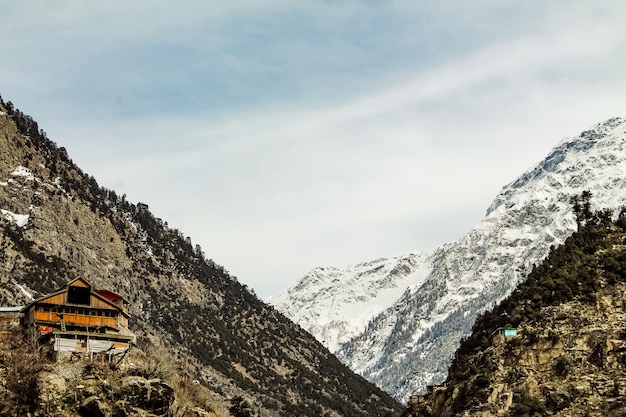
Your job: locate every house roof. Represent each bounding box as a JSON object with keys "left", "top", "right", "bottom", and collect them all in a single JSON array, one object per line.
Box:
[
  {"left": 66, "top": 276, "right": 91, "bottom": 288},
  {"left": 0, "top": 306, "right": 23, "bottom": 313},
  {"left": 21, "top": 277, "right": 129, "bottom": 317}
]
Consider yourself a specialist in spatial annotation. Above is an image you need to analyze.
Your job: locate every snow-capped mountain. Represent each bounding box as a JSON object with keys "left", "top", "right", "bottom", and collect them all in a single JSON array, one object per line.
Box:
[
  {"left": 270, "top": 117, "right": 626, "bottom": 401},
  {"left": 269, "top": 252, "right": 431, "bottom": 353}
]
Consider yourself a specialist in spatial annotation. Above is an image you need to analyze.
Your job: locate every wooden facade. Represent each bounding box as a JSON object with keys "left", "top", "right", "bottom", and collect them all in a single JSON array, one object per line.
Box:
[{"left": 21, "top": 277, "right": 135, "bottom": 355}]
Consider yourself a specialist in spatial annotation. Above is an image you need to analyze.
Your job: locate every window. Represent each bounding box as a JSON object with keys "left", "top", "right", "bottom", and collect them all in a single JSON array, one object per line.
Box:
[{"left": 68, "top": 286, "right": 90, "bottom": 306}]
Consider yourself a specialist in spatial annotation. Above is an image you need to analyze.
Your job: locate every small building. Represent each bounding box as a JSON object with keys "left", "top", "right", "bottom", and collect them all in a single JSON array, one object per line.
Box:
[
  {"left": 21, "top": 277, "right": 136, "bottom": 355},
  {"left": 502, "top": 328, "right": 518, "bottom": 337},
  {"left": 0, "top": 306, "right": 23, "bottom": 328},
  {"left": 0, "top": 306, "right": 23, "bottom": 343}
]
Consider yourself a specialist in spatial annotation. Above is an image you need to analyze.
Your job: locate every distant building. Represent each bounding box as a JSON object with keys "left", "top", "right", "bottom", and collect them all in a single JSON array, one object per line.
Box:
[
  {"left": 20, "top": 277, "right": 136, "bottom": 355},
  {"left": 0, "top": 306, "right": 23, "bottom": 342},
  {"left": 0, "top": 306, "right": 23, "bottom": 326},
  {"left": 501, "top": 328, "right": 518, "bottom": 337}
]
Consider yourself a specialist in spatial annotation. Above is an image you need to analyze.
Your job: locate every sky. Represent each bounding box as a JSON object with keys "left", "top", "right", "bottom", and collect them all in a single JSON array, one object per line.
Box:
[{"left": 1, "top": 1, "right": 626, "bottom": 298}]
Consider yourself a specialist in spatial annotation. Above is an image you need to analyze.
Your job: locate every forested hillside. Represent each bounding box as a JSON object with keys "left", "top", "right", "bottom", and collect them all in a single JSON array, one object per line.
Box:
[{"left": 403, "top": 201, "right": 626, "bottom": 416}]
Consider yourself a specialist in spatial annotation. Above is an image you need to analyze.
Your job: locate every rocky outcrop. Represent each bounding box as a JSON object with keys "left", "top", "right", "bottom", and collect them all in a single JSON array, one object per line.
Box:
[
  {"left": 0, "top": 337, "right": 222, "bottom": 417},
  {"left": 80, "top": 396, "right": 111, "bottom": 417},
  {"left": 416, "top": 293, "right": 626, "bottom": 416},
  {"left": 117, "top": 376, "right": 175, "bottom": 415},
  {"left": 76, "top": 376, "right": 175, "bottom": 417}
]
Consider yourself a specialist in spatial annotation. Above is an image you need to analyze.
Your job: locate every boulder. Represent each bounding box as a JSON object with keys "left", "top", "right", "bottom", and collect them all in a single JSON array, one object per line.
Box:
[
  {"left": 37, "top": 371, "right": 66, "bottom": 401},
  {"left": 80, "top": 395, "right": 111, "bottom": 417},
  {"left": 119, "top": 376, "right": 174, "bottom": 415}
]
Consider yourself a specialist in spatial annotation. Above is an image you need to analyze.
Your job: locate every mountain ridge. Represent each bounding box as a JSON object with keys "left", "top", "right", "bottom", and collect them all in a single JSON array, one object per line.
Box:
[{"left": 271, "top": 116, "right": 626, "bottom": 401}]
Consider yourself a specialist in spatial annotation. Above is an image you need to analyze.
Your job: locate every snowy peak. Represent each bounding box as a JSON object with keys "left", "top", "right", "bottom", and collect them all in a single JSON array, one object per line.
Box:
[
  {"left": 488, "top": 117, "right": 626, "bottom": 215},
  {"left": 271, "top": 252, "right": 430, "bottom": 353},
  {"left": 271, "top": 117, "right": 626, "bottom": 401}
]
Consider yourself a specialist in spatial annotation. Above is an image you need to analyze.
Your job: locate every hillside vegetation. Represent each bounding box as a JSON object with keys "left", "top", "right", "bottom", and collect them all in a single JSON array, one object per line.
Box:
[{"left": 403, "top": 199, "right": 626, "bottom": 416}]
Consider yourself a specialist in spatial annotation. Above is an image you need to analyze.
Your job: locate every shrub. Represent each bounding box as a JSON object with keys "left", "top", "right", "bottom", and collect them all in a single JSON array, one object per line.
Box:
[
  {"left": 553, "top": 356, "right": 572, "bottom": 377},
  {"left": 229, "top": 396, "right": 255, "bottom": 417},
  {"left": 510, "top": 392, "right": 547, "bottom": 417}
]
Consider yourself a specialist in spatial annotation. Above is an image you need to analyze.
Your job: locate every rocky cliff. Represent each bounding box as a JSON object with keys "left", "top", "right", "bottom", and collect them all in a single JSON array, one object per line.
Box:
[
  {"left": 0, "top": 97, "right": 402, "bottom": 417},
  {"left": 0, "top": 329, "right": 227, "bottom": 417}
]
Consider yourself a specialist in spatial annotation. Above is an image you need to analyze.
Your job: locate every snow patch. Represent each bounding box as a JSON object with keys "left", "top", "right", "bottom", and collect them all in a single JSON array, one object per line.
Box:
[
  {"left": 1, "top": 209, "right": 29, "bottom": 227},
  {"left": 11, "top": 166, "right": 35, "bottom": 181},
  {"left": 14, "top": 282, "right": 34, "bottom": 301}
]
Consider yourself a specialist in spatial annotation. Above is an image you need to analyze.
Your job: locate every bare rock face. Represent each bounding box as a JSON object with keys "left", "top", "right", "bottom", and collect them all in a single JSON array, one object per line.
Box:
[
  {"left": 187, "top": 406, "right": 217, "bottom": 417},
  {"left": 118, "top": 376, "right": 175, "bottom": 415},
  {"left": 472, "top": 289, "right": 626, "bottom": 416},
  {"left": 37, "top": 371, "right": 67, "bottom": 401}
]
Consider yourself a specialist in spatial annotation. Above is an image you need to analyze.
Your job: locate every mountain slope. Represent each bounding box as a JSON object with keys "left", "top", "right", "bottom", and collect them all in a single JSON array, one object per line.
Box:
[
  {"left": 0, "top": 97, "right": 402, "bottom": 417},
  {"left": 272, "top": 117, "right": 626, "bottom": 401},
  {"left": 404, "top": 214, "right": 626, "bottom": 416}
]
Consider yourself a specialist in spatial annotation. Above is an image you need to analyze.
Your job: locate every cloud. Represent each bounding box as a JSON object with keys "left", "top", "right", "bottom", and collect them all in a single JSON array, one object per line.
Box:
[{"left": 2, "top": 1, "right": 626, "bottom": 297}]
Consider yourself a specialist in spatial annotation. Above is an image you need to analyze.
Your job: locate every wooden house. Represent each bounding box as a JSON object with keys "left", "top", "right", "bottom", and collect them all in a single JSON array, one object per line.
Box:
[{"left": 21, "top": 277, "right": 136, "bottom": 355}]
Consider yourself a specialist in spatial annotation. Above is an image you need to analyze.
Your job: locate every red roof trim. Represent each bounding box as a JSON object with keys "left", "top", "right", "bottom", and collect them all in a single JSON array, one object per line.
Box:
[{"left": 95, "top": 290, "right": 122, "bottom": 301}]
